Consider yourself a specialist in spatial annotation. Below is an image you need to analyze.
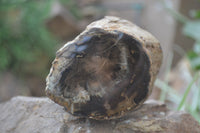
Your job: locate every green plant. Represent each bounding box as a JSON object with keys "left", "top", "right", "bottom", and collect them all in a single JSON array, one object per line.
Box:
[
  {"left": 156, "top": 2, "right": 200, "bottom": 123},
  {"left": 0, "top": 0, "right": 56, "bottom": 76}
]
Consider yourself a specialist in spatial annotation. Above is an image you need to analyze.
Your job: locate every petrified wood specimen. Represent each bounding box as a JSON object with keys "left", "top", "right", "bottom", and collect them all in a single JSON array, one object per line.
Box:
[{"left": 46, "top": 16, "right": 163, "bottom": 120}]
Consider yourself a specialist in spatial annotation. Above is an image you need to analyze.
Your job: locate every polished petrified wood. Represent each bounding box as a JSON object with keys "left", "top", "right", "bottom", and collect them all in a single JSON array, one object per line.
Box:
[{"left": 46, "top": 16, "right": 163, "bottom": 120}]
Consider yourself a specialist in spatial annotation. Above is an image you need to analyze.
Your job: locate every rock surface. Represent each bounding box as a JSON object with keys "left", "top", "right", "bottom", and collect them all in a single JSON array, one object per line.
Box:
[{"left": 0, "top": 96, "right": 200, "bottom": 133}]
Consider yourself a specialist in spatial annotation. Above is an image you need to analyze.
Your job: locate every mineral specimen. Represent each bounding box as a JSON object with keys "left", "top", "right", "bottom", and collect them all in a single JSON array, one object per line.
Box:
[{"left": 46, "top": 16, "right": 163, "bottom": 120}]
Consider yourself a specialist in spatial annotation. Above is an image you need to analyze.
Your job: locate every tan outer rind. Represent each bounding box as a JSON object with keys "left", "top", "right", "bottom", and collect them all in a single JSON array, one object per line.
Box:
[{"left": 45, "top": 16, "right": 163, "bottom": 119}]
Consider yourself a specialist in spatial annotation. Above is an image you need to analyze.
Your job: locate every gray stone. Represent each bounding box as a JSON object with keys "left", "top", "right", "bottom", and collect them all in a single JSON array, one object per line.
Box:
[{"left": 0, "top": 96, "right": 200, "bottom": 133}]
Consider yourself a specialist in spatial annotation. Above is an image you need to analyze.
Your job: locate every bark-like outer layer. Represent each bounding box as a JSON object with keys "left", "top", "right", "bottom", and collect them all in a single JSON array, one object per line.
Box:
[{"left": 46, "top": 16, "right": 163, "bottom": 120}]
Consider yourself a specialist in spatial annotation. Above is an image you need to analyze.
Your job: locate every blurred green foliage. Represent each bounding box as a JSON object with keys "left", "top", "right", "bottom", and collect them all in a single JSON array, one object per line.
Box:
[
  {"left": 176, "top": 9, "right": 200, "bottom": 122},
  {"left": 156, "top": 2, "right": 200, "bottom": 123},
  {"left": 179, "top": 9, "right": 200, "bottom": 71},
  {"left": 0, "top": 0, "right": 56, "bottom": 74}
]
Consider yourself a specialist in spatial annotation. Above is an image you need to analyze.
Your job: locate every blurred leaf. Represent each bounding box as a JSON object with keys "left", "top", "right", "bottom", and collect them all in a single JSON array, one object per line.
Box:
[
  {"left": 190, "top": 84, "right": 200, "bottom": 111},
  {"left": 193, "top": 42, "right": 200, "bottom": 54},
  {"left": 183, "top": 21, "right": 200, "bottom": 42},
  {"left": 190, "top": 10, "right": 200, "bottom": 19},
  {"left": 196, "top": 11, "right": 200, "bottom": 19},
  {"left": 187, "top": 51, "right": 200, "bottom": 70},
  {"left": 190, "top": 57, "right": 200, "bottom": 70},
  {"left": 177, "top": 73, "right": 199, "bottom": 110},
  {"left": 187, "top": 51, "right": 198, "bottom": 59}
]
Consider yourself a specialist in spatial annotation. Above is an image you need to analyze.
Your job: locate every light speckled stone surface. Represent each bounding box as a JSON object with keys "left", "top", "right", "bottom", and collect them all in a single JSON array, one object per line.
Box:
[{"left": 0, "top": 96, "right": 200, "bottom": 133}]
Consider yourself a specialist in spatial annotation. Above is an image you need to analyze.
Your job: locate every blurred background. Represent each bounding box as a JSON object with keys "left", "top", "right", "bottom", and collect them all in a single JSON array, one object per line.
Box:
[{"left": 0, "top": 0, "right": 200, "bottom": 122}]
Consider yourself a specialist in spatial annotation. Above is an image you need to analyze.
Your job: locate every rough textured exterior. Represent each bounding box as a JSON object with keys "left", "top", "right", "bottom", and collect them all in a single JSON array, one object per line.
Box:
[
  {"left": 1, "top": 96, "right": 200, "bottom": 133},
  {"left": 46, "top": 16, "right": 163, "bottom": 120}
]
